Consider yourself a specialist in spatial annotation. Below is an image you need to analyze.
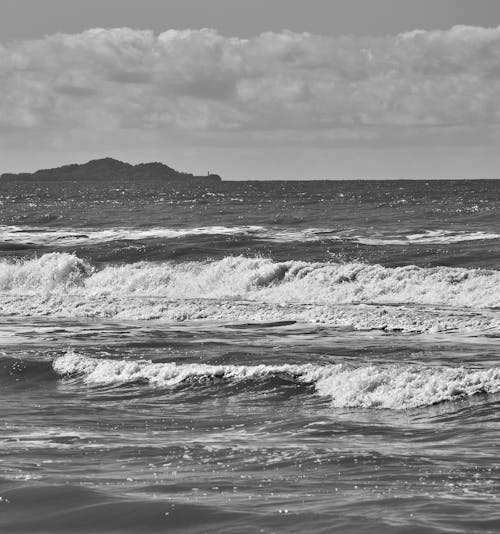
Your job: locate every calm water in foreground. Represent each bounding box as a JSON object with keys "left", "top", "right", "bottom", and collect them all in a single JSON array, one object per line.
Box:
[{"left": 1, "top": 179, "right": 499, "bottom": 533}]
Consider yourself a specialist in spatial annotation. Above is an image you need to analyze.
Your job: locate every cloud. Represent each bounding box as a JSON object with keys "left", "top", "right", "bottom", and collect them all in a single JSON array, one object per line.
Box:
[{"left": 1, "top": 25, "right": 500, "bottom": 138}]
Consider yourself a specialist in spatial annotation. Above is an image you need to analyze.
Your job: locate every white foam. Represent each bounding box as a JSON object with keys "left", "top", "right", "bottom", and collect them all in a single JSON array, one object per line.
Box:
[
  {"left": 1, "top": 254, "right": 499, "bottom": 332},
  {"left": 356, "top": 230, "right": 500, "bottom": 246},
  {"left": 270, "top": 229, "right": 500, "bottom": 245},
  {"left": 0, "top": 253, "right": 91, "bottom": 292},
  {"left": 1, "top": 295, "right": 497, "bottom": 332},
  {"left": 0, "top": 225, "right": 265, "bottom": 246},
  {"left": 2, "top": 225, "right": 497, "bottom": 247},
  {"left": 53, "top": 351, "right": 500, "bottom": 410},
  {"left": 310, "top": 365, "right": 500, "bottom": 409},
  {"left": 1, "top": 253, "right": 498, "bottom": 308}
]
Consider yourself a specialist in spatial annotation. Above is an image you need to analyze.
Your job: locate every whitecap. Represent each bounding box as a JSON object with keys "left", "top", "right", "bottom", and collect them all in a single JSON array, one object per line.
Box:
[{"left": 53, "top": 351, "right": 500, "bottom": 410}]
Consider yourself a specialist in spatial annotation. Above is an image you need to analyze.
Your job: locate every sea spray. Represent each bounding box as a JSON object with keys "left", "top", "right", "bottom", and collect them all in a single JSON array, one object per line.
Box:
[{"left": 0, "top": 253, "right": 92, "bottom": 292}]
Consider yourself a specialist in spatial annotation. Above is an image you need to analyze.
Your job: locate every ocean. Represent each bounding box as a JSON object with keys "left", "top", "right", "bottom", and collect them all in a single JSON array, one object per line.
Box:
[{"left": 0, "top": 178, "right": 499, "bottom": 533}]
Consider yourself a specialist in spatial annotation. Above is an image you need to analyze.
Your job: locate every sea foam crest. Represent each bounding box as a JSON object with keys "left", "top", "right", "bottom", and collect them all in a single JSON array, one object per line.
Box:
[
  {"left": 0, "top": 225, "right": 265, "bottom": 246},
  {"left": 54, "top": 351, "right": 500, "bottom": 410},
  {"left": 0, "top": 253, "right": 91, "bottom": 292},
  {"left": 1, "top": 253, "right": 499, "bottom": 308},
  {"left": 2, "top": 225, "right": 499, "bottom": 246},
  {"left": 355, "top": 230, "right": 500, "bottom": 246}
]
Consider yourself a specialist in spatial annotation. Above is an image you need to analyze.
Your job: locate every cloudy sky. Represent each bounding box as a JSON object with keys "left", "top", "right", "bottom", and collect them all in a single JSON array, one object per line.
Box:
[{"left": 2, "top": 0, "right": 500, "bottom": 179}]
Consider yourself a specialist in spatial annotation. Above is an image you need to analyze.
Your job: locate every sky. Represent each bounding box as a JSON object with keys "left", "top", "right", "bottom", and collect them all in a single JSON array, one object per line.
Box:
[{"left": 2, "top": 0, "right": 500, "bottom": 179}]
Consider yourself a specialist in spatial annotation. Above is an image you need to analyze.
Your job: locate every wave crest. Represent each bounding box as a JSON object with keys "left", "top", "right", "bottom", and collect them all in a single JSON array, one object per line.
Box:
[
  {"left": 0, "top": 253, "right": 92, "bottom": 292},
  {"left": 53, "top": 351, "right": 500, "bottom": 410},
  {"left": 2, "top": 225, "right": 499, "bottom": 246},
  {"left": 1, "top": 254, "right": 499, "bottom": 331},
  {"left": 1, "top": 253, "right": 499, "bottom": 308}
]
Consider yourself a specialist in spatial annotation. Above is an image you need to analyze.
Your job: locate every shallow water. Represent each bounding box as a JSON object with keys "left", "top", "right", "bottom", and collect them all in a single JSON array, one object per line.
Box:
[{"left": 1, "top": 179, "right": 499, "bottom": 532}]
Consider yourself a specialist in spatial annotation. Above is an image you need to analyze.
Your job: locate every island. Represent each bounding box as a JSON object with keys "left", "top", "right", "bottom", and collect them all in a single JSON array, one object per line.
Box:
[{"left": 0, "top": 157, "right": 222, "bottom": 184}]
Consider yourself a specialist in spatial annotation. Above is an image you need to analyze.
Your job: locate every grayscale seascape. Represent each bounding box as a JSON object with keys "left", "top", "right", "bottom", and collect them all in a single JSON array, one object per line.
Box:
[
  {"left": 1, "top": 1, "right": 500, "bottom": 532},
  {"left": 1, "top": 174, "right": 499, "bottom": 533}
]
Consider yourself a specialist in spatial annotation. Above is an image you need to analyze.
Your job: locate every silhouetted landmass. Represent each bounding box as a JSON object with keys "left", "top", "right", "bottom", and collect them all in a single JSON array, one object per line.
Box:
[{"left": 1, "top": 158, "right": 222, "bottom": 183}]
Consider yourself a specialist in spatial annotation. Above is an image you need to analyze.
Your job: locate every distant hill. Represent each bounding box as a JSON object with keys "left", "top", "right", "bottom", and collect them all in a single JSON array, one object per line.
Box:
[{"left": 0, "top": 157, "right": 222, "bottom": 183}]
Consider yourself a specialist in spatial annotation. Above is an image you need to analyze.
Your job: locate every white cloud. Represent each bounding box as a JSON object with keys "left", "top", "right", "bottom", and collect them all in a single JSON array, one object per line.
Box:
[{"left": 1, "top": 25, "right": 500, "bottom": 137}]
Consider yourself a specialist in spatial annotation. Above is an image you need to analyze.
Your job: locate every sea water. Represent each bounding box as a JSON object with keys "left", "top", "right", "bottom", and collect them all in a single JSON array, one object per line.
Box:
[{"left": 0, "top": 178, "right": 499, "bottom": 532}]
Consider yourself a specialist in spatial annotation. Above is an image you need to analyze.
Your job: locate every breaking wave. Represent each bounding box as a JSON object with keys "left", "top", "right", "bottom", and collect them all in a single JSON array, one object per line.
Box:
[
  {"left": 1, "top": 253, "right": 499, "bottom": 332},
  {"left": 53, "top": 351, "right": 500, "bottom": 410},
  {"left": 0, "top": 225, "right": 265, "bottom": 247},
  {"left": 1, "top": 253, "right": 499, "bottom": 307},
  {"left": 354, "top": 230, "right": 500, "bottom": 245},
  {"left": 2, "top": 225, "right": 498, "bottom": 247}
]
